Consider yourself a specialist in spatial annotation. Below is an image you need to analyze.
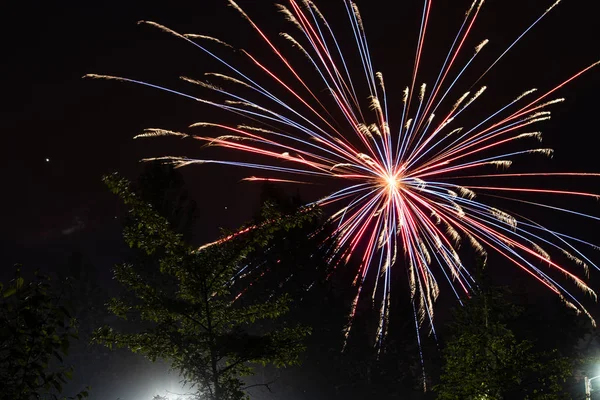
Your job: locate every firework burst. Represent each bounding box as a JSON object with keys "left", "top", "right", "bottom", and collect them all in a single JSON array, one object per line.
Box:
[{"left": 87, "top": 0, "right": 599, "bottom": 383}]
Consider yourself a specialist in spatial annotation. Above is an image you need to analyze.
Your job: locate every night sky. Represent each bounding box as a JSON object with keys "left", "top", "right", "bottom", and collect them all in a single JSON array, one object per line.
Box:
[{"left": 3, "top": 0, "right": 600, "bottom": 399}]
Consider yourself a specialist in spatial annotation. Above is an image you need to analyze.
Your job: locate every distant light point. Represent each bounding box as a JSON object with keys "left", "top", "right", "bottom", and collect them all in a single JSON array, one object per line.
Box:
[{"left": 45, "top": 158, "right": 50, "bottom": 162}]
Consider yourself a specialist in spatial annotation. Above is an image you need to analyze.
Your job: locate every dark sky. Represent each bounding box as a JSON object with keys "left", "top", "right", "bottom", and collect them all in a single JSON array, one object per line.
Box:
[
  {"left": 2, "top": 0, "right": 600, "bottom": 398},
  {"left": 3, "top": 0, "right": 599, "bottom": 257}
]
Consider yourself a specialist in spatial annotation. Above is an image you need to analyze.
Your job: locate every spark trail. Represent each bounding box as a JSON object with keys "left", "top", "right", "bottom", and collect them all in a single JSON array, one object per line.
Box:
[{"left": 86, "top": 0, "right": 599, "bottom": 387}]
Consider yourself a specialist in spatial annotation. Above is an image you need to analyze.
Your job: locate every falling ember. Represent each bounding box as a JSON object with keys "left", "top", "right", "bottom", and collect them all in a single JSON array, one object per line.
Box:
[
  {"left": 87, "top": 0, "right": 600, "bottom": 387},
  {"left": 241, "top": 176, "right": 310, "bottom": 184}
]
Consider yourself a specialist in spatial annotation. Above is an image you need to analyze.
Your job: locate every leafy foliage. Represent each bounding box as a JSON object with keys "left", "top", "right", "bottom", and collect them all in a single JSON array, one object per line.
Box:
[
  {"left": 435, "top": 286, "right": 572, "bottom": 400},
  {"left": 95, "top": 173, "right": 320, "bottom": 400},
  {"left": 0, "top": 268, "right": 89, "bottom": 400}
]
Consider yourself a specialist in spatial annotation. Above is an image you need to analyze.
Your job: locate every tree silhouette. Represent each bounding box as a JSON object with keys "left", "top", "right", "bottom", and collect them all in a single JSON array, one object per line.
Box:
[
  {"left": 0, "top": 267, "right": 89, "bottom": 400},
  {"left": 435, "top": 285, "right": 572, "bottom": 400},
  {"left": 95, "top": 173, "right": 320, "bottom": 400}
]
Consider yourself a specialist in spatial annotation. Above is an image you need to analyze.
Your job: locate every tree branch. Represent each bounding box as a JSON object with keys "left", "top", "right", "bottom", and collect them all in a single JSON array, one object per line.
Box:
[{"left": 242, "top": 379, "right": 278, "bottom": 393}]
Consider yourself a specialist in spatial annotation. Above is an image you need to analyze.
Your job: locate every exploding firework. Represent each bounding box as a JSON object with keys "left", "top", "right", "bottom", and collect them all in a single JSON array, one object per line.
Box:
[{"left": 87, "top": 0, "right": 599, "bottom": 377}]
